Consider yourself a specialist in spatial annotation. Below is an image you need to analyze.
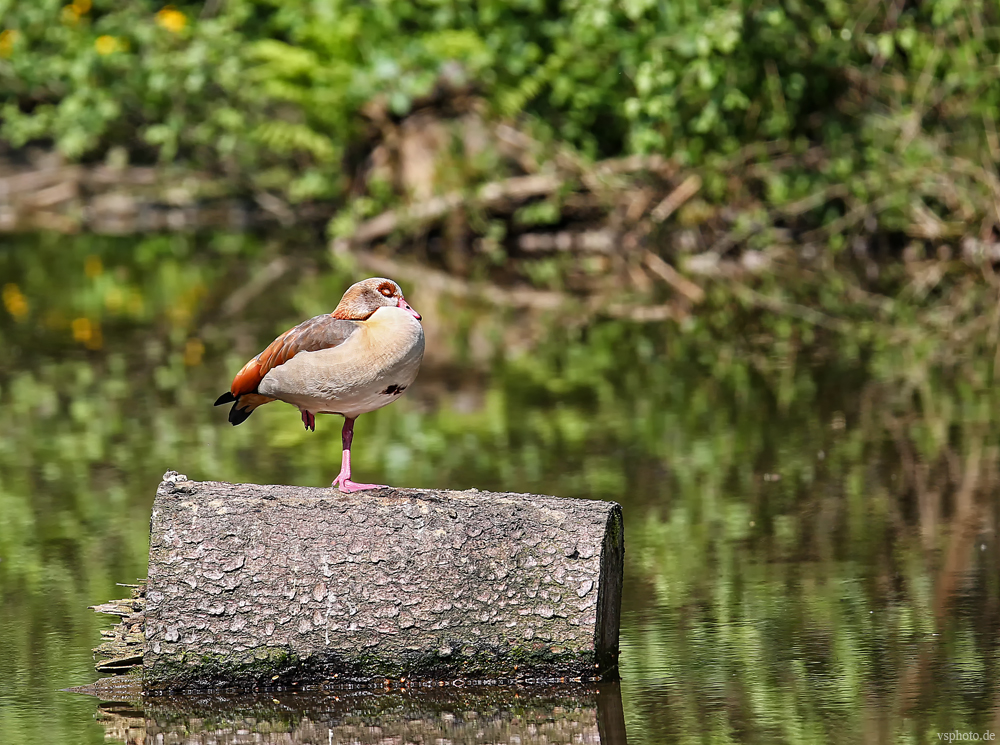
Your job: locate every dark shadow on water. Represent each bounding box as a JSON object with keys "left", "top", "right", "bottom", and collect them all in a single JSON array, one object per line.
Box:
[
  {"left": 82, "top": 682, "right": 628, "bottom": 744},
  {"left": 596, "top": 683, "right": 629, "bottom": 745}
]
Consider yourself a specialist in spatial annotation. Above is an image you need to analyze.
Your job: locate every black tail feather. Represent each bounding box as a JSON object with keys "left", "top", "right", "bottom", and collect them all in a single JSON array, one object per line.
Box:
[
  {"left": 215, "top": 390, "right": 252, "bottom": 425},
  {"left": 228, "top": 400, "right": 253, "bottom": 426}
]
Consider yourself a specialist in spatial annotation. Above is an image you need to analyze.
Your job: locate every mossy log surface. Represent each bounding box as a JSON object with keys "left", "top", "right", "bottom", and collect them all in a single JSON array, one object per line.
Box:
[{"left": 145, "top": 472, "right": 624, "bottom": 691}]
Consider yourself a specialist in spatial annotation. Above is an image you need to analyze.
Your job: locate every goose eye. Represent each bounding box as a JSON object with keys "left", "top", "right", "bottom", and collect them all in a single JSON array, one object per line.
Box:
[{"left": 378, "top": 284, "right": 394, "bottom": 297}]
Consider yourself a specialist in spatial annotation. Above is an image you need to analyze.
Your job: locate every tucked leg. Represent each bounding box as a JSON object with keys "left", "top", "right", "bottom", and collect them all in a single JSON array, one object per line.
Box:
[
  {"left": 301, "top": 410, "right": 316, "bottom": 431},
  {"left": 331, "top": 416, "right": 386, "bottom": 492}
]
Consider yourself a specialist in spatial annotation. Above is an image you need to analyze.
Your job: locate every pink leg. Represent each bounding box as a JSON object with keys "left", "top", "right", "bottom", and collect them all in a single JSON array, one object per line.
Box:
[
  {"left": 301, "top": 411, "right": 316, "bottom": 431},
  {"left": 331, "top": 417, "right": 387, "bottom": 493}
]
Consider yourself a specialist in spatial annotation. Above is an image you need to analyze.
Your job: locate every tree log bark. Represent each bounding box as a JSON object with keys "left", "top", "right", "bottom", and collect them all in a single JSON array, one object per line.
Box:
[{"left": 144, "top": 472, "right": 624, "bottom": 691}]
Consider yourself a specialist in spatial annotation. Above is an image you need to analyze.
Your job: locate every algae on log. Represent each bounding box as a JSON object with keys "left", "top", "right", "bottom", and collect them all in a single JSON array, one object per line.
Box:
[{"left": 145, "top": 472, "right": 624, "bottom": 690}]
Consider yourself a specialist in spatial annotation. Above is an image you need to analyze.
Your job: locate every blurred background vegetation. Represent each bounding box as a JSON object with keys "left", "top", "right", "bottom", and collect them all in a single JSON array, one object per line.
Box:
[
  {"left": 4, "top": 0, "right": 1000, "bottom": 355},
  {"left": 3, "top": 1, "right": 1000, "bottom": 744},
  {"left": 4, "top": 0, "right": 1000, "bottom": 262}
]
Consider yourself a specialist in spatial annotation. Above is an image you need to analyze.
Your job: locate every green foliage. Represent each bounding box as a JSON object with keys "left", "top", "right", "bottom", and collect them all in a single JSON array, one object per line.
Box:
[{"left": 2, "top": 0, "right": 998, "bottom": 235}]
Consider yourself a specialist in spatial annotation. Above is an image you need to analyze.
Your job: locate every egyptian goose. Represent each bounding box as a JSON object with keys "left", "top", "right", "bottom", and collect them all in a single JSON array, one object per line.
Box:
[{"left": 215, "top": 277, "right": 424, "bottom": 492}]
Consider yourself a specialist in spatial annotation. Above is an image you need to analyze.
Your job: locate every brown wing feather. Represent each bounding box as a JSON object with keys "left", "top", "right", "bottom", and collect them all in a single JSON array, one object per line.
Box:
[{"left": 230, "top": 314, "right": 360, "bottom": 397}]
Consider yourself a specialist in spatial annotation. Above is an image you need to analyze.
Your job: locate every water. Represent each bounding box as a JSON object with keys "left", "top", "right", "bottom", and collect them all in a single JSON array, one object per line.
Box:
[{"left": 1, "top": 231, "right": 999, "bottom": 743}]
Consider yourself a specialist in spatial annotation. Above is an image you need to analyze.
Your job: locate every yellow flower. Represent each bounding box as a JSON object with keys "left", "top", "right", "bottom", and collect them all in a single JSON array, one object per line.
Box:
[
  {"left": 71, "top": 317, "right": 92, "bottom": 342},
  {"left": 2, "top": 283, "right": 27, "bottom": 319},
  {"left": 183, "top": 338, "right": 204, "bottom": 366},
  {"left": 95, "top": 35, "right": 119, "bottom": 55},
  {"left": 72, "top": 0, "right": 92, "bottom": 13},
  {"left": 71, "top": 317, "right": 103, "bottom": 348},
  {"left": 155, "top": 7, "right": 187, "bottom": 33},
  {"left": 0, "top": 29, "right": 18, "bottom": 58}
]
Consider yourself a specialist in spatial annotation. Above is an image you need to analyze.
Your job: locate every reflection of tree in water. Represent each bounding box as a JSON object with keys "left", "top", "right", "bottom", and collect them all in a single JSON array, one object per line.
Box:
[{"left": 621, "top": 378, "right": 1000, "bottom": 743}]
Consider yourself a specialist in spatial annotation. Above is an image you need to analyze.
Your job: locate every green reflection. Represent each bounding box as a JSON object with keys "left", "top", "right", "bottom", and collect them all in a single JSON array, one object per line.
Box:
[{"left": 1, "top": 231, "right": 999, "bottom": 744}]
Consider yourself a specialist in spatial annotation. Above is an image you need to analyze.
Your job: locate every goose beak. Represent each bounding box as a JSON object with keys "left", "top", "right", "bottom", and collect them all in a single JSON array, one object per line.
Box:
[{"left": 397, "top": 296, "right": 421, "bottom": 320}]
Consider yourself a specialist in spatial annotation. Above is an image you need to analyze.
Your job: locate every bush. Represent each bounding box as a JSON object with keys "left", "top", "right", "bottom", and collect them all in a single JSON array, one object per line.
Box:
[{"left": 1, "top": 0, "right": 998, "bottom": 237}]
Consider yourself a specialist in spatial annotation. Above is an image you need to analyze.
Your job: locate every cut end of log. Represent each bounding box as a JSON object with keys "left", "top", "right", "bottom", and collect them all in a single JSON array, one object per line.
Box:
[
  {"left": 91, "top": 583, "right": 146, "bottom": 674},
  {"left": 140, "top": 474, "right": 625, "bottom": 691}
]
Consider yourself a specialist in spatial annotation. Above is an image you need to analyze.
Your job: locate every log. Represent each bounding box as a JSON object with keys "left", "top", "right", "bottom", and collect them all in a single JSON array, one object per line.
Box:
[{"left": 144, "top": 472, "right": 624, "bottom": 691}]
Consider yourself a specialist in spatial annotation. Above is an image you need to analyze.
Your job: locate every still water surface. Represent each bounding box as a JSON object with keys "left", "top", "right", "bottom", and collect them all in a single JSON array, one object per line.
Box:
[{"left": 1, "top": 231, "right": 999, "bottom": 743}]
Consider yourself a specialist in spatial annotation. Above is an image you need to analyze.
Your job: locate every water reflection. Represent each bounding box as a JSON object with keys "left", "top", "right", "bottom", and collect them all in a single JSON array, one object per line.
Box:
[
  {"left": 618, "top": 431, "right": 1000, "bottom": 743},
  {"left": 85, "top": 684, "right": 627, "bottom": 745},
  {"left": 3, "top": 232, "right": 1000, "bottom": 743}
]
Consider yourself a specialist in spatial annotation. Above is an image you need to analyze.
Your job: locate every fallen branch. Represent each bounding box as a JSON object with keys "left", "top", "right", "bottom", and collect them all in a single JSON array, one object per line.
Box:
[
  {"left": 518, "top": 229, "right": 617, "bottom": 253},
  {"left": 731, "top": 283, "right": 851, "bottom": 332},
  {"left": 642, "top": 251, "right": 706, "bottom": 303},
  {"left": 220, "top": 256, "right": 292, "bottom": 318},
  {"left": 349, "top": 249, "right": 689, "bottom": 323},
  {"left": 779, "top": 185, "right": 849, "bottom": 217},
  {"left": 349, "top": 174, "right": 564, "bottom": 246},
  {"left": 599, "top": 302, "right": 678, "bottom": 322},
  {"left": 344, "top": 250, "right": 572, "bottom": 311},
  {"left": 650, "top": 175, "right": 702, "bottom": 223}
]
